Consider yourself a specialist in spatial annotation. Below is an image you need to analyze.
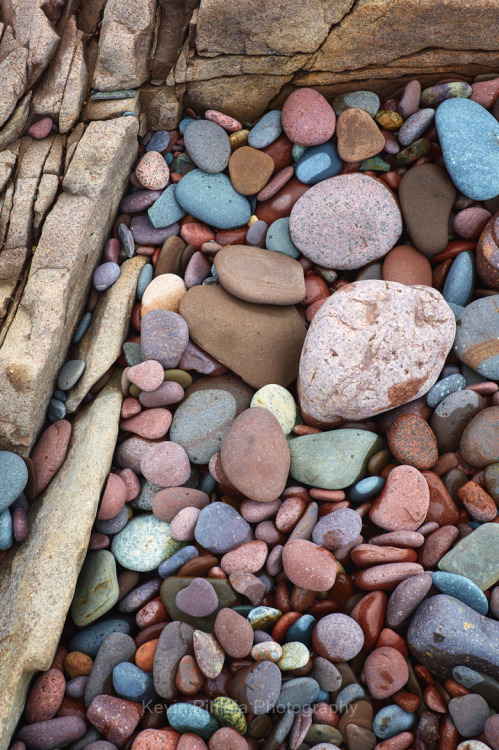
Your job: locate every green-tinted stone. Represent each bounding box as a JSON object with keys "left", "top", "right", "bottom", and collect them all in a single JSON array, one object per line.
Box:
[
  {"left": 289, "top": 429, "right": 385, "bottom": 490},
  {"left": 71, "top": 550, "right": 119, "bottom": 627},
  {"left": 396, "top": 137, "right": 431, "bottom": 166},
  {"left": 360, "top": 156, "right": 391, "bottom": 172},
  {"left": 111, "top": 515, "right": 183, "bottom": 572},
  {"left": 251, "top": 641, "right": 282, "bottom": 662},
  {"left": 164, "top": 369, "right": 193, "bottom": 389},
  {"left": 210, "top": 697, "right": 247, "bottom": 734},
  {"left": 160, "top": 577, "right": 237, "bottom": 631},
  {"left": 247, "top": 606, "right": 282, "bottom": 631},
  {"left": 420, "top": 81, "right": 472, "bottom": 106},
  {"left": 250, "top": 384, "right": 297, "bottom": 435},
  {"left": 333, "top": 90, "right": 380, "bottom": 117},
  {"left": 305, "top": 724, "right": 343, "bottom": 746},
  {"left": 438, "top": 523, "right": 499, "bottom": 590},
  {"left": 167, "top": 703, "right": 219, "bottom": 739},
  {"left": 453, "top": 665, "right": 499, "bottom": 710},
  {"left": 484, "top": 463, "right": 499, "bottom": 503},
  {"left": 91, "top": 89, "right": 137, "bottom": 100},
  {"left": 375, "top": 110, "right": 404, "bottom": 130},
  {"left": 277, "top": 642, "right": 310, "bottom": 671},
  {"left": 247, "top": 715, "right": 273, "bottom": 739}
]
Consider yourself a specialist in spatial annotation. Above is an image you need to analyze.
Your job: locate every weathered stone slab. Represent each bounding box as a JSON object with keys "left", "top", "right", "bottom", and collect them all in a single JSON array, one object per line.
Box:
[
  {"left": 66, "top": 255, "right": 147, "bottom": 413},
  {"left": 0, "top": 375, "right": 122, "bottom": 749},
  {"left": 0, "top": 117, "right": 138, "bottom": 455}
]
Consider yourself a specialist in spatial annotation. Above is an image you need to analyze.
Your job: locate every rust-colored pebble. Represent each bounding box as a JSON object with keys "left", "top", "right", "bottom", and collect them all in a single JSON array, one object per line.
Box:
[
  {"left": 63, "top": 652, "right": 93, "bottom": 679},
  {"left": 388, "top": 414, "right": 439, "bottom": 469},
  {"left": 25, "top": 668, "right": 66, "bottom": 723}
]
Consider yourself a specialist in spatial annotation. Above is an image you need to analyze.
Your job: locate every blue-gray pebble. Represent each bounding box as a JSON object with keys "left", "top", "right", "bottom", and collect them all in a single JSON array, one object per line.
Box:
[
  {"left": 183, "top": 120, "right": 231, "bottom": 174},
  {"left": 373, "top": 705, "right": 416, "bottom": 739},
  {"left": 118, "top": 223, "right": 135, "bottom": 258},
  {"left": 443, "top": 250, "right": 475, "bottom": 307},
  {"left": 0, "top": 451, "right": 28, "bottom": 512},
  {"left": 436, "top": 98, "right": 499, "bottom": 200},
  {"left": 398, "top": 109, "right": 435, "bottom": 147},
  {"left": 348, "top": 475, "right": 385, "bottom": 503},
  {"left": 94, "top": 505, "right": 129, "bottom": 535},
  {"left": 248, "top": 110, "right": 282, "bottom": 148},
  {"left": 146, "top": 130, "right": 170, "bottom": 152},
  {"left": 266, "top": 217, "right": 300, "bottom": 258},
  {"left": 0, "top": 508, "right": 13, "bottom": 550},
  {"left": 432, "top": 571, "right": 488, "bottom": 615},
  {"left": 112, "top": 662, "right": 156, "bottom": 702},
  {"left": 48, "top": 398, "right": 66, "bottom": 421},
  {"left": 426, "top": 373, "right": 466, "bottom": 408},
  {"left": 167, "top": 703, "right": 219, "bottom": 739},
  {"left": 148, "top": 185, "right": 187, "bottom": 229},
  {"left": 158, "top": 545, "right": 199, "bottom": 578},
  {"left": 69, "top": 618, "right": 133, "bottom": 657},
  {"left": 275, "top": 677, "right": 320, "bottom": 709},
  {"left": 176, "top": 170, "right": 251, "bottom": 229},
  {"left": 123, "top": 342, "right": 142, "bottom": 367},
  {"left": 73, "top": 312, "right": 92, "bottom": 344},
  {"left": 284, "top": 614, "right": 316, "bottom": 647},
  {"left": 93, "top": 262, "right": 120, "bottom": 291},
  {"left": 137, "top": 264, "right": 153, "bottom": 301},
  {"left": 295, "top": 142, "right": 343, "bottom": 185}
]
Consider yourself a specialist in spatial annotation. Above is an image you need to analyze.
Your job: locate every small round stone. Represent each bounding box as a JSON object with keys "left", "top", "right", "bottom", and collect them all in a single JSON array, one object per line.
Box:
[
  {"left": 383, "top": 245, "right": 432, "bottom": 286},
  {"left": 312, "top": 508, "right": 362, "bottom": 550},
  {"left": 214, "top": 608, "right": 254, "bottom": 658},
  {"left": 93, "top": 262, "right": 120, "bottom": 291},
  {"left": 250, "top": 385, "right": 297, "bottom": 435},
  {"left": 140, "top": 442, "right": 191, "bottom": 487},
  {"left": 210, "top": 697, "right": 247, "bottom": 734},
  {"left": 282, "top": 539, "right": 337, "bottom": 591},
  {"left": 312, "top": 614, "right": 364, "bottom": 662},
  {"left": 364, "top": 647, "right": 409, "bottom": 698},
  {"left": 282, "top": 88, "right": 336, "bottom": 147},
  {"left": 369, "top": 465, "right": 430, "bottom": 532},
  {"left": 229, "top": 146, "right": 274, "bottom": 195},
  {"left": 449, "top": 694, "right": 490, "bottom": 738},
  {"left": 127, "top": 360, "right": 164, "bottom": 392},
  {"left": 57, "top": 360, "right": 85, "bottom": 390},
  {"left": 0, "top": 451, "right": 28, "bottom": 512},
  {"left": 251, "top": 641, "right": 282, "bottom": 662},
  {"left": 277, "top": 642, "right": 310, "bottom": 671},
  {"left": 460, "top": 407, "right": 499, "bottom": 467},
  {"left": 388, "top": 414, "right": 438, "bottom": 469},
  {"left": 183, "top": 120, "right": 231, "bottom": 174},
  {"left": 111, "top": 515, "right": 183, "bottom": 572},
  {"left": 136, "top": 151, "right": 170, "bottom": 190}
]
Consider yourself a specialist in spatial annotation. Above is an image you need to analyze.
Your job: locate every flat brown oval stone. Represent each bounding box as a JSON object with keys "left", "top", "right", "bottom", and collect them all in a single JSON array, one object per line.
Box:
[
  {"left": 214, "top": 608, "right": 254, "bottom": 658},
  {"left": 179, "top": 285, "right": 306, "bottom": 388},
  {"left": 229, "top": 146, "right": 275, "bottom": 195},
  {"left": 399, "top": 164, "right": 456, "bottom": 256},
  {"left": 220, "top": 407, "right": 290, "bottom": 502},
  {"left": 214, "top": 245, "right": 305, "bottom": 305},
  {"left": 336, "top": 108, "right": 386, "bottom": 162}
]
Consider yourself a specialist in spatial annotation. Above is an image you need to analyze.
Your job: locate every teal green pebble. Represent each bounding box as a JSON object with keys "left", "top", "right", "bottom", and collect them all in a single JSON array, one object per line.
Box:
[
  {"left": 178, "top": 117, "right": 196, "bottom": 133},
  {"left": 432, "top": 571, "right": 489, "bottom": 615},
  {"left": 175, "top": 169, "right": 251, "bottom": 229},
  {"left": 443, "top": 250, "right": 475, "bottom": 307},
  {"left": 348, "top": 475, "right": 385, "bottom": 503},
  {"left": 292, "top": 144, "right": 306, "bottom": 162},
  {"left": 111, "top": 514, "right": 183, "bottom": 572},
  {"left": 251, "top": 384, "right": 297, "bottom": 435},
  {"left": 333, "top": 90, "right": 380, "bottom": 116},
  {"left": 0, "top": 508, "right": 13, "bottom": 550},
  {"left": 148, "top": 184, "right": 186, "bottom": 228},
  {"left": 426, "top": 373, "right": 466, "bottom": 408},
  {"left": 71, "top": 550, "right": 119, "bottom": 627},
  {"left": 167, "top": 703, "right": 219, "bottom": 739},
  {"left": 284, "top": 614, "right": 316, "bottom": 646},
  {"left": 247, "top": 606, "right": 282, "bottom": 630},
  {"left": 69, "top": 618, "right": 132, "bottom": 657},
  {"left": 210, "top": 697, "right": 247, "bottom": 734},
  {"left": 91, "top": 89, "right": 137, "bottom": 100},
  {"left": 360, "top": 155, "right": 391, "bottom": 171},
  {"left": 484, "top": 463, "right": 499, "bottom": 503},
  {"left": 266, "top": 217, "right": 300, "bottom": 258},
  {"left": 373, "top": 705, "right": 417, "bottom": 739},
  {"left": 171, "top": 152, "right": 194, "bottom": 173},
  {"left": 53, "top": 390, "right": 66, "bottom": 402},
  {"left": 277, "top": 642, "right": 310, "bottom": 671},
  {"left": 72, "top": 312, "right": 92, "bottom": 343},
  {"left": 289, "top": 429, "right": 385, "bottom": 490},
  {"left": 336, "top": 682, "right": 366, "bottom": 708},
  {"left": 0, "top": 451, "right": 28, "bottom": 512},
  {"left": 48, "top": 398, "right": 66, "bottom": 421},
  {"left": 123, "top": 342, "right": 142, "bottom": 367},
  {"left": 305, "top": 725, "right": 342, "bottom": 747},
  {"left": 421, "top": 81, "right": 472, "bottom": 106},
  {"left": 137, "top": 264, "right": 153, "bottom": 300}
]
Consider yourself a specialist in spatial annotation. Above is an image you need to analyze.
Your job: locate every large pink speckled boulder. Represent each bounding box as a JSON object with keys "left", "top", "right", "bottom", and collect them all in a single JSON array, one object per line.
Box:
[{"left": 298, "top": 280, "right": 455, "bottom": 423}]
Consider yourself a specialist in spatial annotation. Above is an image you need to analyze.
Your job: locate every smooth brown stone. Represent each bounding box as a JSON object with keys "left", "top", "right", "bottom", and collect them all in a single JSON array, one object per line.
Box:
[
  {"left": 383, "top": 245, "right": 433, "bottom": 286},
  {"left": 153, "top": 621, "right": 194, "bottom": 700},
  {"left": 261, "top": 133, "right": 294, "bottom": 174},
  {"left": 350, "top": 590, "right": 387, "bottom": 651},
  {"left": 152, "top": 488, "right": 210, "bottom": 523},
  {"left": 351, "top": 545, "right": 418, "bottom": 568},
  {"left": 214, "top": 608, "right": 254, "bottom": 658},
  {"left": 221, "top": 541, "right": 268, "bottom": 574},
  {"left": 87, "top": 696, "right": 143, "bottom": 748},
  {"left": 179, "top": 285, "right": 306, "bottom": 388},
  {"left": 460, "top": 407, "right": 499, "bottom": 468},
  {"left": 229, "top": 146, "right": 274, "bottom": 195},
  {"left": 369, "top": 465, "right": 430, "bottom": 532},
  {"left": 255, "top": 177, "right": 310, "bottom": 224},
  {"left": 220, "top": 407, "right": 290, "bottom": 502},
  {"left": 337, "top": 108, "right": 386, "bottom": 162},
  {"left": 388, "top": 414, "right": 438, "bottom": 470},
  {"left": 31, "top": 420, "right": 72, "bottom": 495},
  {"left": 282, "top": 539, "right": 337, "bottom": 591},
  {"left": 476, "top": 213, "right": 499, "bottom": 290},
  {"left": 399, "top": 164, "right": 456, "bottom": 256},
  {"left": 178, "top": 555, "right": 219, "bottom": 577},
  {"left": 354, "top": 562, "right": 424, "bottom": 591},
  {"left": 228, "top": 661, "right": 282, "bottom": 715},
  {"left": 155, "top": 236, "right": 186, "bottom": 277},
  {"left": 421, "top": 471, "right": 459, "bottom": 525},
  {"left": 214, "top": 245, "right": 305, "bottom": 306},
  {"left": 417, "top": 525, "right": 459, "bottom": 568},
  {"left": 364, "top": 646, "right": 409, "bottom": 698}
]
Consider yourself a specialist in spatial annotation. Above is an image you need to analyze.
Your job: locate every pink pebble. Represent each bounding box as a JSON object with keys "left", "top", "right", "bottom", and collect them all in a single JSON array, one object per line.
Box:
[
  {"left": 397, "top": 80, "right": 421, "bottom": 119},
  {"left": 470, "top": 77, "right": 499, "bottom": 108},
  {"left": 121, "top": 397, "right": 142, "bottom": 419},
  {"left": 28, "top": 117, "right": 54, "bottom": 139},
  {"left": 139, "top": 380, "right": 184, "bottom": 407},
  {"left": 120, "top": 407, "right": 172, "bottom": 440},
  {"left": 382, "top": 130, "right": 400, "bottom": 155},
  {"left": 453, "top": 207, "right": 492, "bottom": 240},
  {"left": 184, "top": 250, "right": 211, "bottom": 288},
  {"left": 257, "top": 166, "right": 295, "bottom": 202},
  {"left": 13, "top": 507, "right": 28, "bottom": 542},
  {"left": 466, "top": 381, "right": 499, "bottom": 395},
  {"left": 103, "top": 238, "right": 120, "bottom": 263},
  {"left": 128, "top": 360, "right": 164, "bottom": 391},
  {"left": 204, "top": 110, "right": 242, "bottom": 133},
  {"left": 240, "top": 498, "right": 281, "bottom": 523},
  {"left": 88, "top": 532, "right": 110, "bottom": 550},
  {"left": 282, "top": 88, "right": 336, "bottom": 146},
  {"left": 492, "top": 392, "right": 499, "bottom": 406},
  {"left": 119, "top": 468, "right": 141, "bottom": 502},
  {"left": 98, "top": 473, "right": 128, "bottom": 520},
  {"left": 170, "top": 506, "right": 201, "bottom": 541},
  {"left": 136, "top": 245, "right": 156, "bottom": 256},
  {"left": 140, "top": 441, "right": 191, "bottom": 487}
]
